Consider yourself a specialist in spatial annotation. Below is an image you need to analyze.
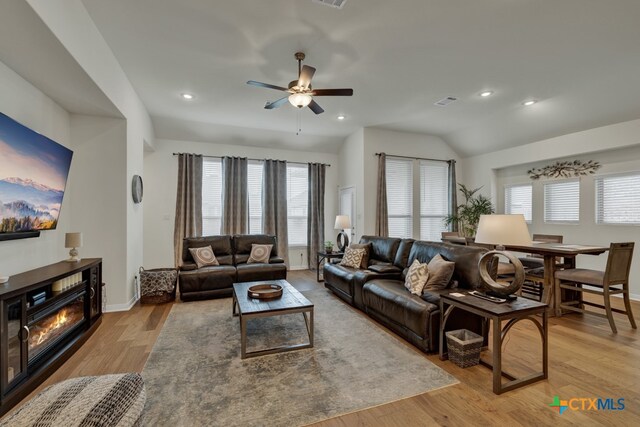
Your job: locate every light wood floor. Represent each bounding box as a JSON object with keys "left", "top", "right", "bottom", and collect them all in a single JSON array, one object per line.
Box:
[{"left": 18, "top": 270, "right": 640, "bottom": 426}]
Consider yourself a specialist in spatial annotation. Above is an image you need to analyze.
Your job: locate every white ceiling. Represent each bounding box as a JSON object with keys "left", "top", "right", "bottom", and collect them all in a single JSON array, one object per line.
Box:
[
  {"left": 0, "top": 0, "right": 120, "bottom": 118},
  {"left": 79, "top": 0, "right": 640, "bottom": 156}
]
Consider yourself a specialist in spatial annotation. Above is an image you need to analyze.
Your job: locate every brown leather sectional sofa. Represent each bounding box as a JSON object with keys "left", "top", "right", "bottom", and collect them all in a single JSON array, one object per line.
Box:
[
  {"left": 178, "top": 234, "right": 286, "bottom": 301},
  {"left": 323, "top": 236, "right": 491, "bottom": 353}
]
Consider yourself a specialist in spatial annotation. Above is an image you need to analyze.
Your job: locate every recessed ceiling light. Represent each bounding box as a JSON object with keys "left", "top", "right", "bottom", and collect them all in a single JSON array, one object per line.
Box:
[
  {"left": 523, "top": 100, "right": 537, "bottom": 106},
  {"left": 337, "top": 115, "right": 346, "bottom": 120},
  {"left": 181, "top": 93, "right": 194, "bottom": 100},
  {"left": 480, "top": 91, "right": 494, "bottom": 97}
]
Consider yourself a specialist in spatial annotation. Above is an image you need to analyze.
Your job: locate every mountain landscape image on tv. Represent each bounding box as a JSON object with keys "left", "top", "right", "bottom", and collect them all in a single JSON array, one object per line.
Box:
[{"left": 0, "top": 113, "right": 73, "bottom": 235}]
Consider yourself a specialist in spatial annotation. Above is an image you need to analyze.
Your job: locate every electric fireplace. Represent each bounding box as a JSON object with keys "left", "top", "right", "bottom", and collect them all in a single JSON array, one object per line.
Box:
[{"left": 27, "top": 289, "right": 86, "bottom": 365}]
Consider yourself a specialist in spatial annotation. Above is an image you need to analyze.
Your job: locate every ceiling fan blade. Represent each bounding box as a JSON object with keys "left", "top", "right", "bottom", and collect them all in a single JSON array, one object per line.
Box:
[
  {"left": 247, "top": 80, "right": 289, "bottom": 92},
  {"left": 308, "top": 99, "right": 324, "bottom": 115},
  {"left": 312, "top": 88, "right": 354, "bottom": 96},
  {"left": 298, "top": 65, "right": 316, "bottom": 90},
  {"left": 264, "top": 96, "right": 289, "bottom": 109}
]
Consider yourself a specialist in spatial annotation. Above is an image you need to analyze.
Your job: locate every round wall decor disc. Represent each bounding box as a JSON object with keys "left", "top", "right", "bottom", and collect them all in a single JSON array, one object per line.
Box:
[{"left": 132, "top": 175, "right": 144, "bottom": 203}]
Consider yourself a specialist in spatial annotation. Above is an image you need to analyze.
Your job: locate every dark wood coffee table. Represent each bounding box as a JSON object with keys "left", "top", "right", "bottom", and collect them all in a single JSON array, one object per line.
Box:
[{"left": 232, "top": 279, "right": 314, "bottom": 359}]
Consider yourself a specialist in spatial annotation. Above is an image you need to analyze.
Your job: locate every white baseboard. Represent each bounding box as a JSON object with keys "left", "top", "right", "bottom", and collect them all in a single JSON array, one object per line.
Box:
[
  {"left": 105, "top": 295, "right": 139, "bottom": 312},
  {"left": 288, "top": 266, "right": 309, "bottom": 271},
  {"left": 613, "top": 292, "right": 640, "bottom": 302}
]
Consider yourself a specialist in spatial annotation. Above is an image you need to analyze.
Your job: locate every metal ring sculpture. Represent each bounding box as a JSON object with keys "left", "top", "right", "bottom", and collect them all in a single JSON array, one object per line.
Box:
[{"left": 478, "top": 250, "right": 525, "bottom": 297}]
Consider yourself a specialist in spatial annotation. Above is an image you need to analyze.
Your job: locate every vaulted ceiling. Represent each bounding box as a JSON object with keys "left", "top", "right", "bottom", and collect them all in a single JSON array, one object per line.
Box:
[{"left": 80, "top": 0, "right": 640, "bottom": 156}]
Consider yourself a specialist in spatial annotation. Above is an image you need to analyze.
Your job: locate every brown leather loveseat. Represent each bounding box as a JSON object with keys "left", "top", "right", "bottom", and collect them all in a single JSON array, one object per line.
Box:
[
  {"left": 179, "top": 234, "right": 286, "bottom": 301},
  {"left": 323, "top": 237, "right": 491, "bottom": 353}
]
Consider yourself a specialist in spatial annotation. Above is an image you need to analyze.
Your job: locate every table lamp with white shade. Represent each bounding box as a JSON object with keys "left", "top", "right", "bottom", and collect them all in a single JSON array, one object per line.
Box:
[
  {"left": 65, "top": 232, "right": 83, "bottom": 262},
  {"left": 474, "top": 214, "right": 531, "bottom": 298},
  {"left": 334, "top": 215, "right": 351, "bottom": 252}
]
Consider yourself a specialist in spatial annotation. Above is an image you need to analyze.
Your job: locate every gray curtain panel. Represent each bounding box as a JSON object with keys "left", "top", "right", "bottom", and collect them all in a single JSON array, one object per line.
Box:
[
  {"left": 375, "top": 153, "right": 389, "bottom": 237},
  {"left": 173, "top": 154, "right": 203, "bottom": 267},
  {"left": 307, "top": 163, "right": 326, "bottom": 269},
  {"left": 221, "top": 156, "right": 248, "bottom": 235},
  {"left": 447, "top": 159, "right": 458, "bottom": 232},
  {"left": 262, "top": 159, "right": 289, "bottom": 266}
]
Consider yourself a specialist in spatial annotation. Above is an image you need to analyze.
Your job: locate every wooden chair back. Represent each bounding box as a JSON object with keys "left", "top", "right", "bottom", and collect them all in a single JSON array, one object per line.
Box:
[
  {"left": 604, "top": 242, "right": 634, "bottom": 285},
  {"left": 441, "top": 231, "right": 461, "bottom": 238},
  {"left": 529, "top": 234, "right": 563, "bottom": 260}
]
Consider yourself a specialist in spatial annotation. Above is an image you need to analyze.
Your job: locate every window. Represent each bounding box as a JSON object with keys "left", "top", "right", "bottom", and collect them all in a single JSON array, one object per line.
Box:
[
  {"left": 544, "top": 180, "right": 580, "bottom": 223},
  {"left": 596, "top": 172, "right": 640, "bottom": 224},
  {"left": 247, "top": 161, "right": 263, "bottom": 234},
  {"left": 202, "top": 158, "right": 222, "bottom": 235},
  {"left": 419, "top": 161, "right": 449, "bottom": 241},
  {"left": 386, "top": 158, "right": 413, "bottom": 238},
  {"left": 505, "top": 184, "right": 532, "bottom": 223},
  {"left": 287, "top": 164, "right": 308, "bottom": 246}
]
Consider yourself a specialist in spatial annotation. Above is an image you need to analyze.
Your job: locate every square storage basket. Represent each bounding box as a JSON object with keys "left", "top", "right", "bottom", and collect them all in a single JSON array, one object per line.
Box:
[
  {"left": 139, "top": 267, "right": 177, "bottom": 304},
  {"left": 445, "top": 329, "right": 483, "bottom": 368}
]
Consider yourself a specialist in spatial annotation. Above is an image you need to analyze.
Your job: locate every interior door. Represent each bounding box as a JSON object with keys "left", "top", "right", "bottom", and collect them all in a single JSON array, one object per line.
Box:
[{"left": 339, "top": 186, "right": 356, "bottom": 245}]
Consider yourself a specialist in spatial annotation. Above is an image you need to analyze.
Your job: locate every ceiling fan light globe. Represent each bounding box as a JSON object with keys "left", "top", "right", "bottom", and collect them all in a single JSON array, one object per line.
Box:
[{"left": 289, "top": 93, "right": 313, "bottom": 108}]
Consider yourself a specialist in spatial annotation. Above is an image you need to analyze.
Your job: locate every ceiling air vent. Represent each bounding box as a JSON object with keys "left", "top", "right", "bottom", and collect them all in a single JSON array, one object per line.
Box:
[
  {"left": 434, "top": 96, "right": 458, "bottom": 107},
  {"left": 312, "top": 0, "right": 347, "bottom": 10}
]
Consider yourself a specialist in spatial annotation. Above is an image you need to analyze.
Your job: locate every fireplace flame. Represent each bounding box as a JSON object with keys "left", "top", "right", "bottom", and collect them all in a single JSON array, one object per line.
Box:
[{"left": 32, "top": 308, "right": 71, "bottom": 347}]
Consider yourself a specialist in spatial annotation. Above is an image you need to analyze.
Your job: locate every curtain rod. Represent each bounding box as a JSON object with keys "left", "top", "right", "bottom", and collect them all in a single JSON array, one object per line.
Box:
[
  {"left": 375, "top": 152, "right": 453, "bottom": 163},
  {"left": 172, "top": 153, "right": 330, "bottom": 167}
]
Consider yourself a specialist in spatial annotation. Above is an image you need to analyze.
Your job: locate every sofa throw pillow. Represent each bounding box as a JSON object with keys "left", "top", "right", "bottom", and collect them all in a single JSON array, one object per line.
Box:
[
  {"left": 404, "top": 259, "right": 429, "bottom": 295},
  {"left": 188, "top": 246, "right": 219, "bottom": 268},
  {"left": 247, "top": 244, "right": 273, "bottom": 264},
  {"left": 425, "top": 254, "right": 455, "bottom": 290},
  {"left": 349, "top": 243, "right": 372, "bottom": 268},
  {"left": 339, "top": 247, "right": 366, "bottom": 269}
]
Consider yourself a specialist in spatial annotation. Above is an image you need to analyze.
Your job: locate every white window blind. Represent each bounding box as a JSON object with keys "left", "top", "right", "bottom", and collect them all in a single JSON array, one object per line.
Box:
[
  {"left": 505, "top": 184, "right": 532, "bottom": 223},
  {"left": 596, "top": 172, "right": 640, "bottom": 224},
  {"left": 202, "top": 158, "right": 222, "bottom": 235},
  {"left": 419, "top": 161, "right": 449, "bottom": 241},
  {"left": 544, "top": 180, "right": 580, "bottom": 223},
  {"left": 247, "top": 161, "right": 263, "bottom": 234},
  {"left": 287, "top": 164, "right": 308, "bottom": 246},
  {"left": 386, "top": 158, "right": 413, "bottom": 238}
]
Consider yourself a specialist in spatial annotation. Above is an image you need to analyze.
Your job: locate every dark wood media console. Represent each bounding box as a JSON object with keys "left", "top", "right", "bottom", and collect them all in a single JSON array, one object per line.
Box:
[{"left": 0, "top": 258, "right": 103, "bottom": 416}]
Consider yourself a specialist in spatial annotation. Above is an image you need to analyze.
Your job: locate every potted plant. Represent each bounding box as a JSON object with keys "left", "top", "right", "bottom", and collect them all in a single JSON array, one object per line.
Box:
[
  {"left": 324, "top": 241, "right": 334, "bottom": 253},
  {"left": 444, "top": 184, "right": 495, "bottom": 239}
]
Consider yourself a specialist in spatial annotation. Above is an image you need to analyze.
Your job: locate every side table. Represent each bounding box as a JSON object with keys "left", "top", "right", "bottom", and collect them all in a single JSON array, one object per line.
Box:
[
  {"left": 316, "top": 251, "right": 344, "bottom": 282},
  {"left": 439, "top": 292, "right": 548, "bottom": 394}
]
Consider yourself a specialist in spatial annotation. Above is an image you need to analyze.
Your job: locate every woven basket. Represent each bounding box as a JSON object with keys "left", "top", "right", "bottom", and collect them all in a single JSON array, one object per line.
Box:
[
  {"left": 445, "top": 329, "right": 483, "bottom": 368},
  {"left": 139, "top": 267, "right": 177, "bottom": 304}
]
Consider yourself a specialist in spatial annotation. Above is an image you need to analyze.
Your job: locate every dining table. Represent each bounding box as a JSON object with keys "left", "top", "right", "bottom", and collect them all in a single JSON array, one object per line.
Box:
[
  {"left": 441, "top": 237, "right": 609, "bottom": 315},
  {"left": 503, "top": 242, "right": 609, "bottom": 315}
]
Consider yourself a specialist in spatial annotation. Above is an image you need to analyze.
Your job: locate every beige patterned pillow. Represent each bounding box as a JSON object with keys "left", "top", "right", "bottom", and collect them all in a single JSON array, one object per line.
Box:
[
  {"left": 404, "top": 259, "right": 429, "bottom": 295},
  {"left": 188, "top": 246, "right": 219, "bottom": 268},
  {"left": 425, "top": 254, "right": 455, "bottom": 290},
  {"left": 339, "top": 247, "right": 366, "bottom": 269},
  {"left": 247, "top": 244, "right": 273, "bottom": 264}
]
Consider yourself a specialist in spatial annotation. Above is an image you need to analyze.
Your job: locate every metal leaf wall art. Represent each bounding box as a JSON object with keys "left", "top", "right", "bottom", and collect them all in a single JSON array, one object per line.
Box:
[{"left": 528, "top": 160, "right": 601, "bottom": 180}]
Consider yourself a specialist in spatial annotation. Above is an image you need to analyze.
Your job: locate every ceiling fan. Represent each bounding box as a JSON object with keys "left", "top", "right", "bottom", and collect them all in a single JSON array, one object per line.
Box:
[{"left": 247, "top": 52, "right": 353, "bottom": 115}]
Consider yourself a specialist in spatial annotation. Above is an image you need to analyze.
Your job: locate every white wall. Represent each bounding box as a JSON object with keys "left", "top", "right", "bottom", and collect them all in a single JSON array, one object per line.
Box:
[
  {"left": 463, "top": 119, "right": 640, "bottom": 299},
  {"left": 68, "top": 115, "right": 128, "bottom": 304},
  {"left": 0, "top": 60, "right": 71, "bottom": 275},
  {"left": 143, "top": 139, "right": 339, "bottom": 270},
  {"left": 338, "top": 129, "right": 365, "bottom": 240},
  {"left": 28, "top": 0, "right": 155, "bottom": 310}
]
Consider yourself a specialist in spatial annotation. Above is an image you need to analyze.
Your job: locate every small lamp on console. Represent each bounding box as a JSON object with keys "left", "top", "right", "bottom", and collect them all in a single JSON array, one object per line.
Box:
[
  {"left": 474, "top": 214, "right": 531, "bottom": 298},
  {"left": 334, "top": 215, "right": 351, "bottom": 252},
  {"left": 65, "top": 232, "right": 83, "bottom": 262}
]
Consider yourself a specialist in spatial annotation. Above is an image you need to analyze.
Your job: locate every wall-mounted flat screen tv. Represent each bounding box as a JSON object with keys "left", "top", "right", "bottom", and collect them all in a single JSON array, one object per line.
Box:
[{"left": 0, "top": 112, "right": 73, "bottom": 241}]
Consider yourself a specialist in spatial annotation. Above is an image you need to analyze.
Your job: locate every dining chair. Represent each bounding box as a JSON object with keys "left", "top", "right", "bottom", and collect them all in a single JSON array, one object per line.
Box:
[
  {"left": 554, "top": 242, "right": 636, "bottom": 333},
  {"left": 518, "top": 234, "right": 564, "bottom": 302},
  {"left": 441, "top": 231, "right": 467, "bottom": 245}
]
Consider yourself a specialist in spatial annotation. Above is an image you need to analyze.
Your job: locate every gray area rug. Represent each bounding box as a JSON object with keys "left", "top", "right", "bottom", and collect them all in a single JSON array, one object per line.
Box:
[{"left": 142, "top": 289, "right": 457, "bottom": 426}]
